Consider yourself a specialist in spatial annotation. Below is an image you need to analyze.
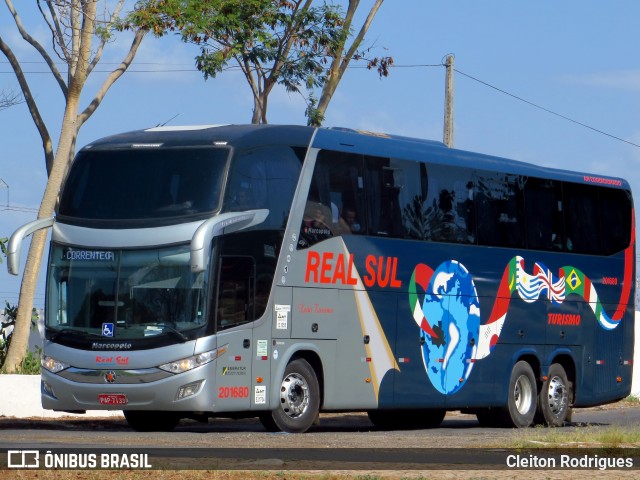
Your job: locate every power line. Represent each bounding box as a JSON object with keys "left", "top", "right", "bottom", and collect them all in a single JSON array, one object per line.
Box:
[
  {"left": 453, "top": 68, "right": 640, "bottom": 149},
  {"left": 1, "top": 59, "right": 637, "bottom": 149},
  {"left": 0, "top": 205, "right": 39, "bottom": 213}
]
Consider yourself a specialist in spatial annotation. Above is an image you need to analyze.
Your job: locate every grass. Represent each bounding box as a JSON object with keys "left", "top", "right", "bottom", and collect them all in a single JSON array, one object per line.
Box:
[
  {"left": 509, "top": 425, "right": 640, "bottom": 449},
  {"left": 620, "top": 394, "right": 640, "bottom": 405}
]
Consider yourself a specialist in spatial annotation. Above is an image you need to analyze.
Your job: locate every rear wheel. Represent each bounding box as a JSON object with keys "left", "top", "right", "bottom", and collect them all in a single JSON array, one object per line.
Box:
[
  {"left": 260, "top": 358, "right": 320, "bottom": 433},
  {"left": 536, "top": 363, "right": 571, "bottom": 427},
  {"left": 503, "top": 361, "right": 537, "bottom": 428},
  {"left": 123, "top": 410, "right": 181, "bottom": 432}
]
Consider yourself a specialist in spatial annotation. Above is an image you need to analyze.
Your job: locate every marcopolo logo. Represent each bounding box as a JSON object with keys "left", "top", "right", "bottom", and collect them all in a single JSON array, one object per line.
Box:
[{"left": 92, "top": 342, "right": 132, "bottom": 350}]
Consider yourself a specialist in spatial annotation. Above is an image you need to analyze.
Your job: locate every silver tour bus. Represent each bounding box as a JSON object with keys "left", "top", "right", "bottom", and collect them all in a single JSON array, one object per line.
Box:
[{"left": 8, "top": 125, "right": 635, "bottom": 432}]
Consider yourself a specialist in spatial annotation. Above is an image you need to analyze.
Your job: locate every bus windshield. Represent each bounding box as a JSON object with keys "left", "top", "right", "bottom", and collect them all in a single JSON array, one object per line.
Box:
[
  {"left": 58, "top": 147, "right": 229, "bottom": 225},
  {"left": 47, "top": 244, "right": 207, "bottom": 340}
]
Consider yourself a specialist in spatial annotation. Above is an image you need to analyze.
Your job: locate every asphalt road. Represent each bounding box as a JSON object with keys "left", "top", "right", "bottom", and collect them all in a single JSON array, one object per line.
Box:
[
  {"left": 1, "top": 405, "right": 639, "bottom": 451},
  {"left": 3, "top": 409, "right": 640, "bottom": 473}
]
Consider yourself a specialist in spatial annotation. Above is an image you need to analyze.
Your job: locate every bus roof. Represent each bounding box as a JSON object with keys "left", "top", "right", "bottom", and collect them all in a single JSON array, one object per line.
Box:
[{"left": 82, "top": 124, "right": 630, "bottom": 190}]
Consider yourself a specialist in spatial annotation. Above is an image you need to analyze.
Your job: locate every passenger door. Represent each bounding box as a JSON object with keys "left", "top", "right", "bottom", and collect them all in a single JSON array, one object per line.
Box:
[{"left": 213, "top": 255, "right": 255, "bottom": 411}]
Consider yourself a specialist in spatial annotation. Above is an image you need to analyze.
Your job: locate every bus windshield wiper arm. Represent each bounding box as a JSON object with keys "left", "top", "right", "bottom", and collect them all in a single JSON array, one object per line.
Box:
[
  {"left": 158, "top": 324, "right": 189, "bottom": 343},
  {"left": 48, "top": 328, "right": 104, "bottom": 341}
]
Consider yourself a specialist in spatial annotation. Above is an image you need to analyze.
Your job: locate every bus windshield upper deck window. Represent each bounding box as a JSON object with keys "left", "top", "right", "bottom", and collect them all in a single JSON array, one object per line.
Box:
[{"left": 58, "top": 147, "right": 228, "bottom": 224}]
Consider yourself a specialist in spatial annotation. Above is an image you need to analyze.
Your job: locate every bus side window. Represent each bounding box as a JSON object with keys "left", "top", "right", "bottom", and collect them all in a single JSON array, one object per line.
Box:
[
  {"left": 475, "top": 172, "right": 526, "bottom": 248},
  {"left": 298, "top": 150, "right": 365, "bottom": 249},
  {"left": 563, "top": 182, "right": 602, "bottom": 255},
  {"left": 416, "top": 164, "right": 475, "bottom": 244},
  {"left": 524, "top": 178, "right": 564, "bottom": 251},
  {"left": 365, "top": 156, "right": 404, "bottom": 237},
  {"left": 599, "top": 187, "right": 632, "bottom": 255},
  {"left": 216, "top": 256, "right": 255, "bottom": 331}
]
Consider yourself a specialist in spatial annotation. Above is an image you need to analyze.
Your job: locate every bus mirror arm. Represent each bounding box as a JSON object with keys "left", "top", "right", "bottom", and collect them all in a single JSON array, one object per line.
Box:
[
  {"left": 7, "top": 217, "right": 55, "bottom": 275},
  {"left": 190, "top": 209, "right": 269, "bottom": 273}
]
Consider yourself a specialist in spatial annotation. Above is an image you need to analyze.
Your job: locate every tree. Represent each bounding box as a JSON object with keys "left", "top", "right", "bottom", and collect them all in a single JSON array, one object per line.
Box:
[
  {"left": 0, "top": 88, "right": 23, "bottom": 112},
  {"left": 127, "top": 0, "right": 388, "bottom": 125},
  {"left": 310, "top": 0, "right": 387, "bottom": 126},
  {"left": 0, "top": 0, "right": 151, "bottom": 372}
]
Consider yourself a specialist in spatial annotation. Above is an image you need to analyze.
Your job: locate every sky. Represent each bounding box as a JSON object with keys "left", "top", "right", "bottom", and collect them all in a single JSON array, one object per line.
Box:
[{"left": 1, "top": 0, "right": 640, "bottom": 308}]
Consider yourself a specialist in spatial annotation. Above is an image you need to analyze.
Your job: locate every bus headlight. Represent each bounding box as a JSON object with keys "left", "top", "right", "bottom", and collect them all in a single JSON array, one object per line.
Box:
[
  {"left": 159, "top": 345, "right": 227, "bottom": 374},
  {"left": 42, "top": 355, "right": 70, "bottom": 374}
]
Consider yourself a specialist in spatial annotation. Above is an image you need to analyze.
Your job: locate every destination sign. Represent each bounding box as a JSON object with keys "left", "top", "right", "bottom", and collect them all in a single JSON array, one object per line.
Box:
[{"left": 62, "top": 248, "right": 115, "bottom": 262}]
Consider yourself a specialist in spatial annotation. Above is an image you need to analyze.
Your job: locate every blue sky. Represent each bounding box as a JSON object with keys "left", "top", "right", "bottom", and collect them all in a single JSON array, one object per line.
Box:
[{"left": 1, "top": 1, "right": 640, "bottom": 308}]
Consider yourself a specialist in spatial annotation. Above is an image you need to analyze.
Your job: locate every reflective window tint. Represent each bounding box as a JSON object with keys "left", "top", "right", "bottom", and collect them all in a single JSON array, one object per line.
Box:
[
  {"left": 59, "top": 148, "right": 228, "bottom": 224},
  {"left": 216, "top": 256, "right": 255, "bottom": 331},
  {"left": 223, "top": 146, "right": 303, "bottom": 230},
  {"left": 524, "top": 178, "right": 564, "bottom": 251},
  {"left": 298, "top": 150, "right": 365, "bottom": 249},
  {"left": 299, "top": 150, "right": 631, "bottom": 254},
  {"left": 600, "top": 188, "right": 632, "bottom": 255},
  {"left": 365, "top": 156, "right": 405, "bottom": 237},
  {"left": 475, "top": 172, "right": 526, "bottom": 248},
  {"left": 46, "top": 244, "right": 207, "bottom": 339},
  {"left": 419, "top": 164, "right": 476, "bottom": 244},
  {"left": 564, "top": 183, "right": 602, "bottom": 255}
]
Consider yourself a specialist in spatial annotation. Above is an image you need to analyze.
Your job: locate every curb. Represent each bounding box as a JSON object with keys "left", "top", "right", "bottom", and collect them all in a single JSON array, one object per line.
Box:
[{"left": 0, "top": 374, "right": 122, "bottom": 418}]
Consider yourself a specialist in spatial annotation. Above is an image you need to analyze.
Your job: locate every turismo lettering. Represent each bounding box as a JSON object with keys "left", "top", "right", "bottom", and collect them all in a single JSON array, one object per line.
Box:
[
  {"left": 305, "top": 252, "right": 402, "bottom": 288},
  {"left": 547, "top": 313, "right": 581, "bottom": 326}
]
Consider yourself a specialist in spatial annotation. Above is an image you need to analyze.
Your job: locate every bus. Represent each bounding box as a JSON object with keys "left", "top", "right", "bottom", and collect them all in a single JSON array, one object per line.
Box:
[{"left": 8, "top": 124, "right": 635, "bottom": 433}]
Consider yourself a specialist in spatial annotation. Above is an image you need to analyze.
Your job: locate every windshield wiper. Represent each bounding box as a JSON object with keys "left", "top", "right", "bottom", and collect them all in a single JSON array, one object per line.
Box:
[
  {"left": 159, "top": 324, "right": 189, "bottom": 343},
  {"left": 47, "top": 328, "right": 105, "bottom": 342}
]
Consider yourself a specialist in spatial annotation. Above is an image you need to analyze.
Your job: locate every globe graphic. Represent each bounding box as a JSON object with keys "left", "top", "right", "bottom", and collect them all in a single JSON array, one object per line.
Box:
[{"left": 419, "top": 260, "right": 480, "bottom": 394}]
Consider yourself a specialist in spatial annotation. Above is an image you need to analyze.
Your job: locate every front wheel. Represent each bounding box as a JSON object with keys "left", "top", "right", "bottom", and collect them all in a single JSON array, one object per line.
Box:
[
  {"left": 503, "top": 361, "right": 537, "bottom": 428},
  {"left": 536, "top": 363, "right": 571, "bottom": 427},
  {"left": 260, "top": 358, "right": 320, "bottom": 433}
]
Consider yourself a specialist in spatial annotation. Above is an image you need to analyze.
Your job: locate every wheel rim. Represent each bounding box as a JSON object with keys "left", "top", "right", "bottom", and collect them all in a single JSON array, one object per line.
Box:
[
  {"left": 280, "top": 372, "right": 310, "bottom": 418},
  {"left": 514, "top": 374, "right": 533, "bottom": 415},
  {"left": 546, "top": 375, "right": 568, "bottom": 416}
]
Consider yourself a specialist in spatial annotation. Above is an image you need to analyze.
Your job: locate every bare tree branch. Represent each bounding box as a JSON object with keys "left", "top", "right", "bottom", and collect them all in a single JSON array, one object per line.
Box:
[
  {"left": 77, "top": 29, "right": 146, "bottom": 127},
  {"left": 5, "top": 0, "right": 69, "bottom": 99},
  {"left": 38, "top": 0, "right": 71, "bottom": 64},
  {"left": 0, "top": 35, "right": 54, "bottom": 173},
  {"left": 86, "top": 0, "right": 126, "bottom": 77},
  {"left": 340, "top": 0, "right": 384, "bottom": 79},
  {"left": 0, "top": 88, "right": 24, "bottom": 111}
]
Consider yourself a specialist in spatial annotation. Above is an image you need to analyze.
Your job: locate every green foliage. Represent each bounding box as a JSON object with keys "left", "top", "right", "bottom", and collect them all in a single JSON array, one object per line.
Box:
[
  {"left": 124, "top": 0, "right": 347, "bottom": 122},
  {"left": 0, "top": 301, "right": 41, "bottom": 374},
  {"left": 304, "top": 94, "right": 324, "bottom": 127},
  {"left": 17, "top": 346, "right": 42, "bottom": 375}
]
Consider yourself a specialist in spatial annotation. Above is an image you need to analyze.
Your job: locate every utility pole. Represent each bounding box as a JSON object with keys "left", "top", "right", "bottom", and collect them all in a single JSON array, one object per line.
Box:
[{"left": 443, "top": 54, "right": 454, "bottom": 148}]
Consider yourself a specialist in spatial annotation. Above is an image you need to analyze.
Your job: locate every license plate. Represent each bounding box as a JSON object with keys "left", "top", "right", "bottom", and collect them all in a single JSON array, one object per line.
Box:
[{"left": 98, "top": 393, "right": 128, "bottom": 405}]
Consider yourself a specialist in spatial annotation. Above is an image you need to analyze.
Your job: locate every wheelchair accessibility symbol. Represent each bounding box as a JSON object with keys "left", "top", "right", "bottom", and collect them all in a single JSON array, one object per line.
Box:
[{"left": 102, "top": 323, "right": 114, "bottom": 337}]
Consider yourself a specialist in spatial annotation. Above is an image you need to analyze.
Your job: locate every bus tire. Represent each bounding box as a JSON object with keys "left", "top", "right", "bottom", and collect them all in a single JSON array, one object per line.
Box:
[
  {"left": 537, "top": 363, "right": 571, "bottom": 427},
  {"left": 503, "top": 361, "right": 537, "bottom": 428},
  {"left": 263, "top": 358, "right": 320, "bottom": 433},
  {"left": 123, "top": 410, "right": 180, "bottom": 432}
]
